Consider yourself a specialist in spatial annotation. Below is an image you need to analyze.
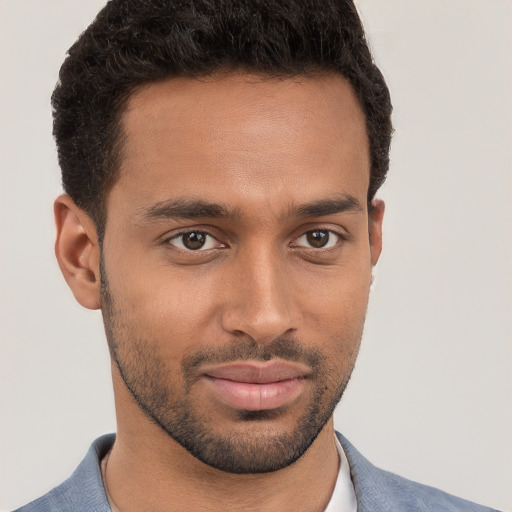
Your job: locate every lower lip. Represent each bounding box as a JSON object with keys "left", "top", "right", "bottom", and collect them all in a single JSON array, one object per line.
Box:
[{"left": 204, "top": 377, "right": 306, "bottom": 411}]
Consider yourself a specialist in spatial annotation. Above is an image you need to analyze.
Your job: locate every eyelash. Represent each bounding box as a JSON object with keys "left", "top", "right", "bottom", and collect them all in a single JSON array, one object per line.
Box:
[
  {"left": 165, "top": 230, "right": 225, "bottom": 252},
  {"left": 291, "top": 229, "right": 345, "bottom": 251},
  {"left": 163, "top": 227, "right": 346, "bottom": 253}
]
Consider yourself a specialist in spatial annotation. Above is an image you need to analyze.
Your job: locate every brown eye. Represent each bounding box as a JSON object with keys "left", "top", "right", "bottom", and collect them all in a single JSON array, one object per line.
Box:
[
  {"left": 182, "top": 232, "right": 207, "bottom": 250},
  {"left": 306, "top": 230, "right": 329, "bottom": 248},
  {"left": 168, "top": 231, "right": 220, "bottom": 251},
  {"left": 294, "top": 230, "right": 339, "bottom": 250}
]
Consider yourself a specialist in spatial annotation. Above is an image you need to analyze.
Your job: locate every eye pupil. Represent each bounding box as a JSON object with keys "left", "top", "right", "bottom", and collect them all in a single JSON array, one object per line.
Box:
[
  {"left": 306, "top": 230, "right": 329, "bottom": 248},
  {"left": 182, "top": 232, "right": 206, "bottom": 250}
]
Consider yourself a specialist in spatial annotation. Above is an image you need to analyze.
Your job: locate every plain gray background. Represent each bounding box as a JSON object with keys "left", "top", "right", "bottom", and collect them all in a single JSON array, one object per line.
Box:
[{"left": 0, "top": 0, "right": 511, "bottom": 510}]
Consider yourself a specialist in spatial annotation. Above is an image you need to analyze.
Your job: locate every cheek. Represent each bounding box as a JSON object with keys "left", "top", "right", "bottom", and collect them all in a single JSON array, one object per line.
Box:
[
  {"left": 294, "top": 249, "right": 372, "bottom": 360},
  {"left": 105, "top": 252, "right": 222, "bottom": 354},
  {"left": 299, "top": 251, "right": 372, "bottom": 322},
  {"left": 143, "top": 282, "right": 216, "bottom": 338},
  {"left": 104, "top": 231, "right": 372, "bottom": 355}
]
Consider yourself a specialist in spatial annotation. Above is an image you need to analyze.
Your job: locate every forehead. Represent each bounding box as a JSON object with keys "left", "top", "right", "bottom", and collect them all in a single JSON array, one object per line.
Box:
[{"left": 113, "top": 73, "right": 370, "bottom": 215}]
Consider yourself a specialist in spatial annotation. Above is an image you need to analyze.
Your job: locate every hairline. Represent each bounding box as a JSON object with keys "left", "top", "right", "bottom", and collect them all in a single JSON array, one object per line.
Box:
[{"left": 93, "top": 66, "right": 375, "bottom": 242}]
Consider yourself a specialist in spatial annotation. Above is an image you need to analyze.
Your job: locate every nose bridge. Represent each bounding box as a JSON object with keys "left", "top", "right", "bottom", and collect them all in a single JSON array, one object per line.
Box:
[{"left": 221, "top": 241, "right": 300, "bottom": 343}]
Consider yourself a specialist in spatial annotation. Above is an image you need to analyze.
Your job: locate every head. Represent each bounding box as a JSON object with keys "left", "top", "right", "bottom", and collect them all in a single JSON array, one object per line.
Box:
[{"left": 54, "top": 0, "right": 391, "bottom": 474}]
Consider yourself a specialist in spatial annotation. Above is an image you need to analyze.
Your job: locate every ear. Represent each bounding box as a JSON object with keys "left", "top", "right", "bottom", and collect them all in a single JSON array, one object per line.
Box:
[
  {"left": 54, "top": 194, "right": 101, "bottom": 310},
  {"left": 368, "top": 198, "right": 385, "bottom": 266}
]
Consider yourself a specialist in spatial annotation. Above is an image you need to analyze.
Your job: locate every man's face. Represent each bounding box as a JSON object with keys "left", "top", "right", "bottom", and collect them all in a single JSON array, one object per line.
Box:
[{"left": 100, "top": 73, "right": 382, "bottom": 473}]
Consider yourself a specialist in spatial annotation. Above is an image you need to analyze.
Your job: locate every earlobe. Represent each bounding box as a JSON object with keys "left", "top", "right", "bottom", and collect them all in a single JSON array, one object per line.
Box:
[
  {"left": 369, "top": 199, "right": 385, "bottom": 266},
  {"left": 54, "top": 194, "right": 101, "bottom": 310}
]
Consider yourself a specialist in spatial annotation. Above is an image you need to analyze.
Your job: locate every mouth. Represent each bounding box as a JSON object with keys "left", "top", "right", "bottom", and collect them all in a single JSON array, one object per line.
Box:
[{"left": 201, "top": 360, "right": 310, "bottom": 411}]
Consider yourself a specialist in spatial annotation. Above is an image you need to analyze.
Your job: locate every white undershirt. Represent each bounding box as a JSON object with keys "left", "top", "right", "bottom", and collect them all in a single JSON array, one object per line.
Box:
[{"left": 323, "top": 437, "right": 358, "bottom": 512}]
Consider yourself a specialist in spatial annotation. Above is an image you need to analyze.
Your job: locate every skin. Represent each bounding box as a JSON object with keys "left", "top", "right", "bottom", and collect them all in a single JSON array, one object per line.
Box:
[{"left": 55, "top": 73, "right": 384, "bottom": 512}]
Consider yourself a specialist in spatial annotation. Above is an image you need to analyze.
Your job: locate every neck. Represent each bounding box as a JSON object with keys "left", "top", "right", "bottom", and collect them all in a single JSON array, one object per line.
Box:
[{"left": 106, "top": 382, "right": 340, "bottom": 512}]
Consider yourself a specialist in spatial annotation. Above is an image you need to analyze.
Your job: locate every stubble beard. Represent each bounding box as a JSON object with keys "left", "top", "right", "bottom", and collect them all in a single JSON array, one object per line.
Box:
[{"left": 100, "top": 263, "right": 362, "bottom": 474}]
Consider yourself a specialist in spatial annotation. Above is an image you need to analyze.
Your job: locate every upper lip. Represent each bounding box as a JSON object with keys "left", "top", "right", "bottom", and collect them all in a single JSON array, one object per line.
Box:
[{"left": 203, "top": 360, "right": 311, "bottom": 384}]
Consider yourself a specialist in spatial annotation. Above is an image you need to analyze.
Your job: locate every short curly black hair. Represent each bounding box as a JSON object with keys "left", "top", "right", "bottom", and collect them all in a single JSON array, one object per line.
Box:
[{"left": 52, "top": 0, "right": 392, "bottom": 237}]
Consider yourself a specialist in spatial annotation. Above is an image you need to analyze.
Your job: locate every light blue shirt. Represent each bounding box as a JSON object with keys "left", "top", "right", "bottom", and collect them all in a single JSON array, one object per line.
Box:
[{"left": 14, "top": 433, "right": 501, "bottom": 512}]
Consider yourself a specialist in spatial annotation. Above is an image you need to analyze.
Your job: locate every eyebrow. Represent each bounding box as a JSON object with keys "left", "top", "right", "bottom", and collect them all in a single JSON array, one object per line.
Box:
[
  {"left": 136, "top": 198, "right": 235, "bottom": 223},
  {"left": 291, "top": 195, "right": 363, "bottom": 217},
  {"left": 135, "top": 194, "right": 363, "bottom": 224}
]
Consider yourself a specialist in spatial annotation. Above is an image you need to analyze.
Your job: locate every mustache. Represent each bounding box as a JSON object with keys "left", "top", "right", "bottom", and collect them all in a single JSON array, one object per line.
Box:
[{"left": 182, "top": 335, "right": 323, "bottom": 375}]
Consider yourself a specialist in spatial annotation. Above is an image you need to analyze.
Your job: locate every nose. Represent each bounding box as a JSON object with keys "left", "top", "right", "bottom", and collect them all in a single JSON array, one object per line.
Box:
[{"left": 220, "top": 246, "right": 302, "bottom": 344}]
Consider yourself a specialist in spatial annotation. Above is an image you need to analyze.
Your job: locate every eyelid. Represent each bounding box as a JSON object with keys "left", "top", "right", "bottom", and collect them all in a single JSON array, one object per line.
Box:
[
  {"left": 295, "top": 232, "right": 338, "bottom": 249},
  {"left": 163, "top": 228, "right": 226, "bottom": 251},
  {"left": 159, "top": 224, "right": 348, "bottom": 253},
  {"left": 290, "top": 227, "right": 348, "bottom": 250}
]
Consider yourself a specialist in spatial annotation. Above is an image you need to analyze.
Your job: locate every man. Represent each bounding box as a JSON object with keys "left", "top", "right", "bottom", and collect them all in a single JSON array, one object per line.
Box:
[{"left": 11, "top": 1, "right": 503, "bottom": 511}]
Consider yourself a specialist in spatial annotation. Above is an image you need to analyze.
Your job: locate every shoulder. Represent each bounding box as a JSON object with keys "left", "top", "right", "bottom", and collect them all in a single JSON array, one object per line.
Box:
[
  {"left": 336, "top": 433, "right": 501, "bottom": 512},
  {"left": 13, "top": 434, "right": 114, "bottom": 512}
]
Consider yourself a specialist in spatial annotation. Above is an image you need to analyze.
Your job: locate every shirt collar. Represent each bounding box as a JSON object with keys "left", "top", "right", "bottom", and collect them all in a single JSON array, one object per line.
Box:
[{"left": 323, "top": 436, "right": 358, "bottom": 512}]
